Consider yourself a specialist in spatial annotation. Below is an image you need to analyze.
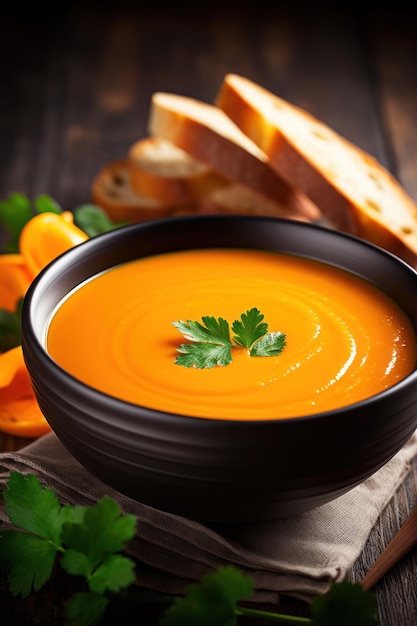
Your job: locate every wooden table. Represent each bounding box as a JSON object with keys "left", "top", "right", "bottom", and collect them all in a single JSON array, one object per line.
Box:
[{"left": 1, "top": 4, "right": 417, "bottom": 624}]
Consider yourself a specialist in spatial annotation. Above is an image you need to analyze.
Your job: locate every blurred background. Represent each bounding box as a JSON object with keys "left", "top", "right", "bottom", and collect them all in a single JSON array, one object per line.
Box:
[{"left": 0, "top": 1, "right": 416, "bottom": 210}]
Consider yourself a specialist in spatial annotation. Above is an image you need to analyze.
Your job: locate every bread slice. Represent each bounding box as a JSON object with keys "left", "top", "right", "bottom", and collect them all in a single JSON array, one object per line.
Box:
[
  {"left": 148, "top": 92, "right": 321, "bottom": 222},
  {"left": 200, "top": 183, "right": 311, "bottom": 221},
  {"left": 91, "top": 160, "right": 196, "bottom": 223},
  {"left": 216, "top": 73, "right": 417, "bottom": 267},
  {"left": 128, "top": 137, "right": 228, "bottom": 204}
]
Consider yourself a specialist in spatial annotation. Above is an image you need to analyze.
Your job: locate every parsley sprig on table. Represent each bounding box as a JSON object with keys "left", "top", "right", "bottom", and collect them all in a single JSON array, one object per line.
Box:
[
  {"left": 0, "top": 472, "right": 379, "bottom": 625},
  {"left": 0, "top": 472, "right": 137, "bottom": 624},
  {"left": 173, "top": 307, "right": 286, "bottom": 369}
]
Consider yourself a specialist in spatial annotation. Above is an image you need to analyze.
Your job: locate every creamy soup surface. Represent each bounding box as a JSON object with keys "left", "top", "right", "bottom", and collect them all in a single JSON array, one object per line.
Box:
[{"left": 47, "top": 248, "right": 416, "bottom": 420}]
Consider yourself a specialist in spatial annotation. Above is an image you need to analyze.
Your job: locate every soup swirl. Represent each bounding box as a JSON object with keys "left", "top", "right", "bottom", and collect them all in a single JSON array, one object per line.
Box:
[{"left": 47, "top": 248, "right": 416, "bottom": 419}]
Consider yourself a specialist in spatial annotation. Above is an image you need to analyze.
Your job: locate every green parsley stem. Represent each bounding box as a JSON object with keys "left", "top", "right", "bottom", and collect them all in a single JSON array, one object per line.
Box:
[{"left": 235, "top": 606, "right": 312, "bottom": 623}]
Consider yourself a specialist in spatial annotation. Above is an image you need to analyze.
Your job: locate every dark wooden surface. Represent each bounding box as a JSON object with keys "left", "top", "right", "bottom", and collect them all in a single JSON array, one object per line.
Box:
[{"left": 1, "top": 3, "right": 417, "bottom": 624}]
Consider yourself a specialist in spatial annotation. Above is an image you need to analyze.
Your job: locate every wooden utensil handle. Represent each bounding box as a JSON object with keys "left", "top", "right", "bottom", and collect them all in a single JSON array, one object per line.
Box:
[{"left": 361, "top": 507, "right": 417, "bottom": 591}]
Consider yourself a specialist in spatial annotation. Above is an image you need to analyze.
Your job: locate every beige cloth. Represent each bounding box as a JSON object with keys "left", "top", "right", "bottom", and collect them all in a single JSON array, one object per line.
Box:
[{"left": 1, "top": 431, "right": 417, "bottom": 603}]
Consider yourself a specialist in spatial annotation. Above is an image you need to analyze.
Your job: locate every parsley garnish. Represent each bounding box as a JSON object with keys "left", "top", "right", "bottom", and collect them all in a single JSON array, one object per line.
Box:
[
  {"left": 0, "top": 472, "right": 380, "bottom": 625},
  {"left": 173, "top": 307, "right": 286, "bottom": 369},
  {"left": 173, "top": 316, "right": 233, "bottom": 368}
]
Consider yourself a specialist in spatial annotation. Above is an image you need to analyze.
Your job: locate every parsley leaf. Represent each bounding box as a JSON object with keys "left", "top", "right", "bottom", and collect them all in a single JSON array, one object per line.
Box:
[
  {"left": 173, "top": 317, "right": 233, "bottom": 368},
  {"left": 0, "top": 530, "right": 58, "bottom": 597},
  {"left": 250, "top": 331, "right": 286, "bottom": 357},
  {"left": 0, "top": 472, "right": 84, "bottom": 597},
  {"left": 62, "top": 496, "right": 137, "bottom": 562},
  {"left": 173, "top": 317, "right": 231, "bottom": 345},
  {"left": 311, "top": 579, "right": 379, "bottom": 625},
  {"left": 73, "top": 204, "right": 126, "bottom": 237},
  {"left": 60, "top": 496, "right": 137, "bottom": 592},
  {"left": 3, "top": 472, "right": 80, "bottom": 545},
  {"left": 64, "top": 591, "right": 109, "bottom": 626},
  {"left": 173, "top": 309, "right": 286, "bottom": 368},
  {"left": 175, "top": 342, "right": 233, "bottom": 369},
  {"left": 232, "top": 307, "right": 268, "bottom": 348},
  {"left": 159, "top": 565, "right": 253, "bottom": 626},
  {"left": 0, "top": 193, "right": 34, "bottom": 253},
  {"left": 34, "top": 194, "right": 62, "bottom": 214},
  {"left": 0, "top": 297, "right": 23, "bottom": 352}
]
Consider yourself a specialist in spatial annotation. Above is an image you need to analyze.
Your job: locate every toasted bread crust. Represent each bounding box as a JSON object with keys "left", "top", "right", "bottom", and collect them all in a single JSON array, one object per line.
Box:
[{"left": 216, "top": 73, "right": 417, "bottom": 267}]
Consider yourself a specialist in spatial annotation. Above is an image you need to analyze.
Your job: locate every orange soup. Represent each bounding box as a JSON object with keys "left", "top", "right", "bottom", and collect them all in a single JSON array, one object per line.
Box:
[{"left": 46, "top": 248, "right": 416, "bottom": 420}]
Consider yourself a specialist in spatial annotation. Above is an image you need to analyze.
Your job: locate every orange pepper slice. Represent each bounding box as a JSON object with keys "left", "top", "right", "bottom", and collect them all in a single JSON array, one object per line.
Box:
[
  {"left": 0, "top": 254, "right": 33, "bottom": 310},
  {"left": 19, "top": 211, "right": 89, "bottom": 276},
  {"left": 0, "top": 211, "right": 89, "bottom": 437},
  {"left": 0, "top": 346, "right": 51, "bottom": 437}
]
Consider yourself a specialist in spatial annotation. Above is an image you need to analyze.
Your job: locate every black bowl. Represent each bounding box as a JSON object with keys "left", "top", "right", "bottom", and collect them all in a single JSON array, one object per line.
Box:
[{"left": 21, "top": 215, "right": 417, "bottom": 521}]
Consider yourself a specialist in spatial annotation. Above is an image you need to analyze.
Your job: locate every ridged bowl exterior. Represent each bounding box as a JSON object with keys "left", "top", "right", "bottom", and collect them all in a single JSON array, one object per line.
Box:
[{"left": 21, "top": 216, "right": 417, "bottom": 521}]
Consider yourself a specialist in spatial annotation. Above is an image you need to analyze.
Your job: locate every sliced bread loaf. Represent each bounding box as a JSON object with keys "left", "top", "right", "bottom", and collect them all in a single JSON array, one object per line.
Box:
[
  {"left": 216, "top": 73, "right": 417, "bottom": 267},
  {"left": 91, "top": 159, "right": 315, "bottom": 225},
  {"left": 148, "top": 92, "right": 321, "bottom": 222}
]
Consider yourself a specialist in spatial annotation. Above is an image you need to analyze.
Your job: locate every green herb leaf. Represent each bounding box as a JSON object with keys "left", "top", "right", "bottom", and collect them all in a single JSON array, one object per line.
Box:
[
  {"left": 173, "top": 317, "right": 233, "bottom": 368},
  {"left": 175, "top": 341, "right": 233, "bottom": 369},
  {"left": 34, "top": 194, "right": 62, "bottom": 214},
  {"left": 173, "top": 317, "right": 231, "bottom": 345},
  {"left": 0, "top": 473, "right": 84, "bottom": 597},
  {"left": 7, "top": 193, "right": 32, "bottom": 214},
  {"left": 63, "top": 591, "right": 109, "bottom": 626},
  {"left": 0, "top": 303, "right": 22, "bottom": 352},
  {"left": 310, "top": 580, "right": 379, "bottom": 626},
  {"left": 61, "top": 496, "right": 136, "bottom": 586},
  {"left": 174, "top": 310, "right": 286, "bottom": 368},
  {"left": 73, "top": 204, "right": 126, "bottom": 236},
  {"left": 4, "top": 472, "right": 74, "bottom": 545},
  {"left": 0, "top": 530, "right": 58, "bottom": 597},
  {"left": 232, "top": 307, "right": 268, "bottom": 348},
  {"left": 88, "top": 554, "right": 136, "bottom": 594},
  {"left": 250, "top": 331, "right": 286, "bottom": 357},
  {"left": 159, "top": 565, "right": 253, "bottom": 626},
  {"left": 0, "top": 193, "right": 33, "bottom": 253}
]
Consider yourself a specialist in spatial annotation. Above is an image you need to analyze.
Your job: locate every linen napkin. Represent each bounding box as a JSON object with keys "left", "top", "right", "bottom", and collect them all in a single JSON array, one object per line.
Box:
[{"left": 1, "top": 431, "right": 417, "bottom": 603}]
